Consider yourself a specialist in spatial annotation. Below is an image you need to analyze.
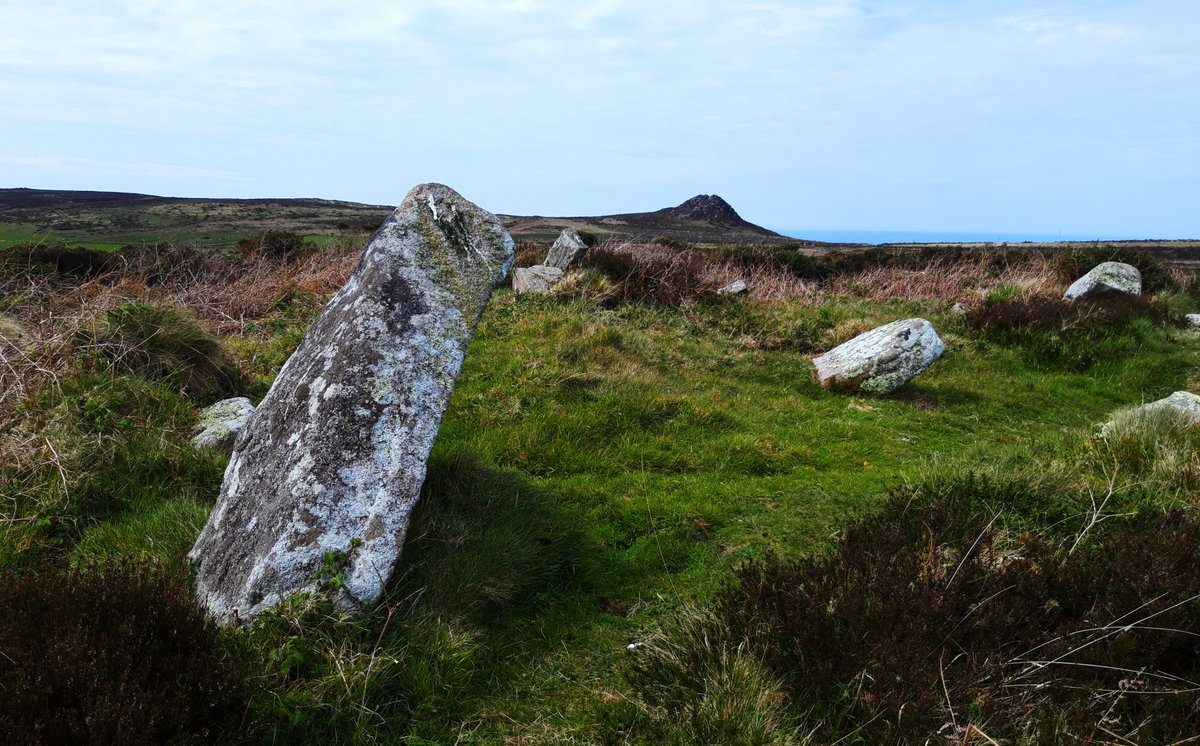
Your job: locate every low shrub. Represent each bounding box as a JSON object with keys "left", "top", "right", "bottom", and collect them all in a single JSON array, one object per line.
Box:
[
  {"left": 627, "top": 477, "right": 1200, "bottom": 742},
  {"left": 0, "top": 560, "right": 251, "bottom": 744},
  {"left": 237, "top": 230, "right": 307, "bottom": 260},
  {"left": 0, "top": 243, "right": 117, "bottom": 277},
  {"left": 584, "top": 242, "right": 714, "bottom": 306}
]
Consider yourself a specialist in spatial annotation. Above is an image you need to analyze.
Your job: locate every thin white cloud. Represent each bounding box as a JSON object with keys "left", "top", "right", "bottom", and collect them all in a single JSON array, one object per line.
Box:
[{"left": 0, "top": 0, "right": 1197, "bottom": 233}]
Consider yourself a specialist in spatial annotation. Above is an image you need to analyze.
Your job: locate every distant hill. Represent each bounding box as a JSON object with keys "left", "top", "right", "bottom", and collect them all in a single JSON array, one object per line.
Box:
[
  {"left": 499, "top": 194, "right": 789, "bottom": 244},
  {"left": 0, "top": 188, "right": 788, "bottom": 248}
]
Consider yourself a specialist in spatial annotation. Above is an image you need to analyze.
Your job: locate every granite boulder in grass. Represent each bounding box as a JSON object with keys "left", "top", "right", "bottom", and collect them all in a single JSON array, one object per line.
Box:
[
  {"left": 188, "top": 183, "right": 514, "bottom": 625},
  {"left": 1063, "top": 262, "right": 1142, "bottom": 300},
  {"left": 812, "top": 318, "right": 945, "bottom": 395}
]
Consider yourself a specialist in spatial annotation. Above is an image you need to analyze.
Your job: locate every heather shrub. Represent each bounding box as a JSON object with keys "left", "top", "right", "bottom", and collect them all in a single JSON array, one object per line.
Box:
[
  {"left": 0, "top": 560, "right": 251, "bottom": 744},
  {"left": 512, "top": 239, "right": 548, "bottom": 268},
  {"left": 584, "top": 242, "right": 714, "bottom": 306},
  {"left": 237, "top": 230, "right": 307, "bottom": 260},
  {"left": 715, "top": 243, "right": 825, "bottom": 280},
  {"left": 628, "top": 477, "right": 1200, "bottom": 742},
  {"left": 0, "top": 243, "right": 116, "bottom": 277}
]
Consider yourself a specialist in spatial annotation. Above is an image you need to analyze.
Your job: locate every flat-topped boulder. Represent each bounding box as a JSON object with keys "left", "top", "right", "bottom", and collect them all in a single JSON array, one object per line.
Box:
[
  {"left": 812, "top": 318, "right": 945, "bottom": 395},
  {"left": 189, "top": 183, "right": 514, "bottom": 625},
  {"left": 544, "top": 228, "right": 589, "bottom": 269},
  {"left": 513, "top": 264, "right": 564, "bottom": 294},
  {"left": 1063, "top": 262, "right": 1141, "bottom": 300}
]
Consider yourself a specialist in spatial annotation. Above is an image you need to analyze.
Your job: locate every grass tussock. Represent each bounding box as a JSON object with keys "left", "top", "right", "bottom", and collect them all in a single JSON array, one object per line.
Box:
[{"left": 1078, "top": 403, "right": 1200, "bottom": 500}]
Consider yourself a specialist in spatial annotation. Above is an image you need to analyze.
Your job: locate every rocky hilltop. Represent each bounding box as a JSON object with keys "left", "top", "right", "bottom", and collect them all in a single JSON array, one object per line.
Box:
[{"left": 500, "top": 193, "right": 788, "bottom": 245}]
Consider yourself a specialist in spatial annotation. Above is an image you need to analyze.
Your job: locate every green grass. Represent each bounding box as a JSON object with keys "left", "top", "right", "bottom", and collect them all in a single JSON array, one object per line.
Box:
[{"left": 2, "top": 247, "right": 1197, "bottom": 742}]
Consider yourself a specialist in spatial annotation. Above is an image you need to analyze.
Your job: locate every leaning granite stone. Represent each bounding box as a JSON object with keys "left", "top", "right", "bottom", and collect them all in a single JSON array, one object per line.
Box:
[
  {"left": 544, "top": 228, "right": 589, "bottom": 269},
  {"left": 189, "top": 183, "right": 514, "bottom": 625},
  {"left": 716, "top": 279, "right": 748, "bottom": 295},
  {"left": 1186, "top": 313, "right": 1200, "bottom": 327},
  {"left": 513, "top": 264, "right": 565, "bottom": 294},
  {"left": 811, "top": 318, "right": 945, "bottom": 395},
  {"left": 1063, "top": 262, "right": 1141, "bottom": 300},
  {"left": 192, "top": 397, "right": 255, "bottom": 451}
]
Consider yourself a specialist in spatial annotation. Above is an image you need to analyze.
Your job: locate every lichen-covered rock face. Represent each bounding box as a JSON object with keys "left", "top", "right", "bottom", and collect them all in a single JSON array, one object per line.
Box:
[
  {"left": 811, "top": 318, "right": 945, "bottom": 395},
  {"left": 512, "top": 264, "right": 565, "bottom": 294},
  {"left": 1063, "top": 262, "right": 1142, "bottom": 300},
  {"left": 188, "top": 183, "right": 514, "bottom": 625},
  {"left": 543, "top": 228, "right": 589, "bottom": 269},
  {"left": 192, "top": 397, "right": 255, "bottom": 451}
]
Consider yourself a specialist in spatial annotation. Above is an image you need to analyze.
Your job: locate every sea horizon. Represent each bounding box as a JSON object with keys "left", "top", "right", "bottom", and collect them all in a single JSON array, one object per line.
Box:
[{"left": 771, "top": 228, "right": 1170, "bottom": 245}]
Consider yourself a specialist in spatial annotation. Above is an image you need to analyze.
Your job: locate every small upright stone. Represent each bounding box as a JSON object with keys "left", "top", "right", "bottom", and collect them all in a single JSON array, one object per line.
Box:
[
  {"left": 1185, "top": 313, "right": 1200, "bottom": 327},
  {"left": 189, "top": 184, "right": 514, "bottom": 625},
  {"left": 716, "top": 279, "right": 748, "bottom": 295},
  {"left": 544, "top": 228, "right": 590, "bottom": 269},
  {"left": 192, "top": 397, "right": 255, "bottom": 451},
  {"left": 513, "top": 265, "right": 565, "bottom": 294},
  {"left": 1063, "top": 262, "right": 1141, "bottom": 300},
  {"left": 812, "top": 318, "right": 945, "bottom": 395}
]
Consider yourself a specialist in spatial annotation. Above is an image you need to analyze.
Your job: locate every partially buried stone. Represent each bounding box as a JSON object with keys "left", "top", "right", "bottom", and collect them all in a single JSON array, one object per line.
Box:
[
  {"left": 543, "top": 228, "right": 589, "bottom": 269},
  {"left": 716, "top": 279, "right": 748, "bottom": 295},
  {"left": 1063, "top": 262, "right": 1141, "bottom": 300},
  {"left": 191, "top": 397, "right": 255, "bottom": 451},
  {"left": 1131, "top": 391, "right": 1200, "bottom": 423},
  {"left": 188, "top": 183, "right": 514, "bottom": 625},
  {"left": 811, "top": 318, "right": 945, "bottom": 395},
  {"left": 1186, "top": 314, "right": 1200, "bottom": 327},
  {"left": 513, "top": 264, "right": 564, "bottom": 294}
]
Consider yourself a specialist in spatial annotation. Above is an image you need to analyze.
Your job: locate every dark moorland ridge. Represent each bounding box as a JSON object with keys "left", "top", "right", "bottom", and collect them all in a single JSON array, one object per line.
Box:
[{"left": 3, "top": 187, "right": 1200, "bottom": 255}]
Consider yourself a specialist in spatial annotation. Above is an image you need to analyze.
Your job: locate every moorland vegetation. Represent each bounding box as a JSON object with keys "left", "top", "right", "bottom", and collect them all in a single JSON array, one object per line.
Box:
[{"left": 1, "top": 232, "right": 1199, "bottom": 743}]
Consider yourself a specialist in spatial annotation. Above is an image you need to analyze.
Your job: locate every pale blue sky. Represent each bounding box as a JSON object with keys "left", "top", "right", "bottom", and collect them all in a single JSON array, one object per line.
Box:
[{"left": 1, "top": 1, "right": 1197, "bottom": 237}]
